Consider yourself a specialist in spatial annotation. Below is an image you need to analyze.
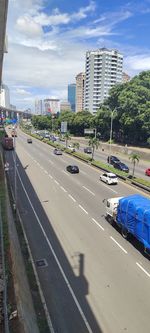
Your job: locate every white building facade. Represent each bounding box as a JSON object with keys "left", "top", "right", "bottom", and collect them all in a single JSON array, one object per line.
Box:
[
  {"left": 0, "top": 83, "right": 10, "bottom": 108},
  {"left": 84, "top": 48, "right": 123, "bottom": 114}
]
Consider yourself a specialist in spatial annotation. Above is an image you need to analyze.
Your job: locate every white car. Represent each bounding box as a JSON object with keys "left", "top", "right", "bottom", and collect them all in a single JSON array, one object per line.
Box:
[
  {"left": 100, "top": 172, "right": 118, "bottom": 185},
  {"left": 67, "top": 145, "right": 76, "bottom": 152}
]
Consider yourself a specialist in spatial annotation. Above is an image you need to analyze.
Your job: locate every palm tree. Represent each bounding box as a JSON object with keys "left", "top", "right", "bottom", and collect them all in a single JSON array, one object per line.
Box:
[
  {"left": 88, "top": 137, "right": 100, "bottom": 160},
  {"left": 129, "top": 153, "right": 140, "bottom": 178},
  {"left": 64, "top": 132, "right": 71, "bottom": 148}
]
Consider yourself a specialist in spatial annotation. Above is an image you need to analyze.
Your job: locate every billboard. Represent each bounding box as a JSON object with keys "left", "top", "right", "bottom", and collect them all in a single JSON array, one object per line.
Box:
[
  {"left": 84, "top": 128, "right": 94, "bottom": 134},
  {"left": 61, "top": 121, "right": 67, "bottom": 133}
]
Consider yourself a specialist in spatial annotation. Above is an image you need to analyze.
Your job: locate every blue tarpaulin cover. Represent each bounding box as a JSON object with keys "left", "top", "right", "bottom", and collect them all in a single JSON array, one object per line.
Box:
[{"left": 117, "top": 194, "right": 150, "bottom": 250}]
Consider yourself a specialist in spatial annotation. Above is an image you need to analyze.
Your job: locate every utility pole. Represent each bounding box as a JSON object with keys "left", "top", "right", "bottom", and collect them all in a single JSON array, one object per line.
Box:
[{"left": 109, "top": 111, "right": 114, "bottom": 164}]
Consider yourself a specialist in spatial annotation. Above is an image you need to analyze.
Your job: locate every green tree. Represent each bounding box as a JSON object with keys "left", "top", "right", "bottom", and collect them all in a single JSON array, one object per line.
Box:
[
  {"left": 129, "top": 153, "right": 140, "bottom": 178},
  {"left": 88, "top": 137, "right": 100, "bottom": 160}
]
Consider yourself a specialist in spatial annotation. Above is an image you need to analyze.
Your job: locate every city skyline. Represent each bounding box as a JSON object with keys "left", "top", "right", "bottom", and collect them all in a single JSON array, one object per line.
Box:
[{"left": 2, "top": 0, "right": 150, "bottom": 110}]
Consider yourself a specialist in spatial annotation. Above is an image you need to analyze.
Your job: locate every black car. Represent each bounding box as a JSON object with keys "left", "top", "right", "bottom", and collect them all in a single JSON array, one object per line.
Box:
[
  {"left": 114, "top": 162, "right": 129, "bottom": 173},
  {"left": 84, "top": 147, "right": 92, "bottom": 154},
  {"left": 107, "top": 155, "right": 120, "bottom": 165},
  {"left": 66, "top": 165, "right": 79, "bottom": 174},
  {"left": 27, "top": 138, "right": 32, "bottom": 143},
  {"left": 53, "top": 148, "right": 62, "bottom": 155}
]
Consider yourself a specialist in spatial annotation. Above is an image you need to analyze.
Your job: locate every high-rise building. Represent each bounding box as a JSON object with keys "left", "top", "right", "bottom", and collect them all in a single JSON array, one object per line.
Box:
[
  {"left": 43, "top": 98, "right": 60, "bottom": 115},
  {"left": 0, "top": 83, "right": 10, "bottom": 108},
  {"left": 68, "top": 83, "right": 76, "bottom": 112},
  {"left": 122, "top": 72, "right": 130, "bottom": 83},
  {"left": 60, "top": 101, "right": 71, "bottom": 112},
  {"left": 75, "top": 72, "right": 85, "bottom": 113},
  {"left": 84, "top": 48, "right": 123, "bottom": 114},
  {"left": 35, "top": 99, "right": 43, "bottom": 115}
]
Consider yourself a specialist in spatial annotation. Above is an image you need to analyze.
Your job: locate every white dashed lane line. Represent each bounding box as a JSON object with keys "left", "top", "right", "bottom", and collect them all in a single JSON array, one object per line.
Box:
[
  {"left": 62, "top": 170, "right": 69, "bottom": 176},
  {"left": 110, "top": 236, "right": 128, "bottom": 254},
  {"left": 79, "top": 205, "right": 88, "bottom": 215},
  {"left": 82, "top": 186, "right": 95, "bottom": 196},
  {"left": 60, "top": 186, "right": 67, "bottom": 193},
  {"left": 49, "top": 174, "right": 53, "bottom": 179},
  {"left": 92, "top": 218, "right": 104, "bottom": 231},
  {"left": 136, "top": 262, "right": 150, "bottom": 278},
  {"left": 54, "top": 180, "right": 59, "bottom": 185},
  {"left": 48, "top": 159, "right": 54, "bottom": 165},
  {"left": 68, "top": 194, "right": 76, "bottom": 202},
  {"left": 97, "top": 181, "right": 118, "bottom": 194}
]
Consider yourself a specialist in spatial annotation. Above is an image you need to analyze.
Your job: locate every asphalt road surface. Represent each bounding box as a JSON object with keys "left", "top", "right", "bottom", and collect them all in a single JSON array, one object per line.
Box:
[{"left": 5, "top": 129, "right": 150, "bottom": 333}]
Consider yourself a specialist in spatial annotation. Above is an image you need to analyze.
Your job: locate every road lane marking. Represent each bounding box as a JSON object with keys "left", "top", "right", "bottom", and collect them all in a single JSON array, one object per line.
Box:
[
  {"left": 92, "top": 218, "right": 104, "bottom": 231},
  {"left": 98, "top": 181, "right": 118, "bottom": 194},
  {"left": 60, "top": 186, "right": 67, "bottom": 193},
  {"left": 82, "top": 186, "right": 95, "bottom": 196},
  {"left": 44, "top": 170, "right": 48, "bottom": 175},
  {"left": 15, "top": 168, "right": 93, "bottom": 333},
  {"left": 136, "top": 262, "right": 150, "bottom": 278},
  {"left": 68, "top": 194, "right": 76, "bottom": 202},
  {"left": 79, "top": 205, "right": 88, "bottom": 215},
  {"left": 62, "top": 170, "right": 69, "bottom": 176},
  {"left": 80, "top": 170, "right": 86, "bottom": 175},
  {"left": 110, "top": 236, "right": 128, "bottom": 254},
  {"left": 49, "top": 174, "right": 53, "bottom": 179},
  {"left": 48, "top": 159, "right": 54, "bottom": 165},
  {"left": 54, "top": 180, "right": 59, "bottom": 185}
]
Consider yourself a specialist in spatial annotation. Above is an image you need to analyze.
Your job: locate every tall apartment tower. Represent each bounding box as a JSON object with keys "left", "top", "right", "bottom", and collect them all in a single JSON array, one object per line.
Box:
[
  {"left": 84, "top": 48, "right": 123, "bottom": 114},
  {"left": 75, "top": 72, "right": 85, "bottom": 113},
  {"left": 68, "top": 83, "right": 76, "bottom": 112}
]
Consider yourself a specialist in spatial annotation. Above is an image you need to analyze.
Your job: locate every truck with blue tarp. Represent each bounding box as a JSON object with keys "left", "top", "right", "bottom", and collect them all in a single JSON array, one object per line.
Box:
[{"left": 105, "top": 194, "right": 150, "bottom": 254}]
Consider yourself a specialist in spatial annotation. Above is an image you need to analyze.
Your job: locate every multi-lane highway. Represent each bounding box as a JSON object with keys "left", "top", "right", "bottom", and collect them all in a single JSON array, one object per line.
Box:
[{"left": 5, "top": 129, "right": 150, "bottom": 333}]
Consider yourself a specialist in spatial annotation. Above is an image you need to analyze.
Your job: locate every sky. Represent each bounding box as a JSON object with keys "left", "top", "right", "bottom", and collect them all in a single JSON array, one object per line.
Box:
[{"left": 3, "top": 0, "right": 150, "bottom": 110}]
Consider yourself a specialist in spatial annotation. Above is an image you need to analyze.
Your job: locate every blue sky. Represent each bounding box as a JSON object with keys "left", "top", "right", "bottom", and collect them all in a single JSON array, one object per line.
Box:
[{"left": 3, "top": 0, "right": 150, "bottom": 110}]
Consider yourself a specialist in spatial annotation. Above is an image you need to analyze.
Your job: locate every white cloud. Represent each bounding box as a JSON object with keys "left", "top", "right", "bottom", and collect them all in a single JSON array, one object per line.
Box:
[
  {"left": 124, "top": 55, "right": 150, "bottom": 74},
  {"left": 16, "top": 15, "right": 43, "bottom": 37},
  {"left": 15, "top": 88, "right": 31, "bottom": 95}
]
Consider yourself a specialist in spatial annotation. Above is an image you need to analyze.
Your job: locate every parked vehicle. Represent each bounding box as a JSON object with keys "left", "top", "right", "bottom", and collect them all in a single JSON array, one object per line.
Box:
[
  {"left": 27, "top": 138, "right": 32, "bottom": 143},
  {"left": 67, "top": 145, "right": 76, "bottom": 152},
  {"left": 2, "top": 136, "right": 14, "bottom": 150},
  {"left": 107, "top": 155, "right": 120, "bottom": 165},
  {"left": 145, "top": 168, "right": 150, "bottom": 176},
  {"left": 84, "top": 147, "right": 92, "bottom": 154},
  {"left": 100, "top": 172, "right": 118, "bottom": 185},
  {"left": 105, "top": 194, "right": 150, "bottom": 254},
  {"left": 66, "top": 165, "right": 79, "bottom": 174},
  {"left": 114, "top": 161, "right": 129, "bottom": 173},
  {"left": 53, "top": 148, "right": 62, "bottom": 155},
  {"left": 11, "top": 130, "right": 17, "bottom": 137}
]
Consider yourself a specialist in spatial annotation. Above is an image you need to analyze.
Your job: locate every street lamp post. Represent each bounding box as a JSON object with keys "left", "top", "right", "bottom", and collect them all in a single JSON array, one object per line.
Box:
[
  {"left": 14, "top": 135, "right": 17, "bottom": 211},
  {"left": 109, "top": 110, "right": 115, "bottom": 164}
]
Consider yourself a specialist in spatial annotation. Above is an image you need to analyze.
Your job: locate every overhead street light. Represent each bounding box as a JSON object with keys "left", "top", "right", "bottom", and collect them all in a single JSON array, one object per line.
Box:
[{"left": 109, "top": 109, "right": 117, "bottom": 164}]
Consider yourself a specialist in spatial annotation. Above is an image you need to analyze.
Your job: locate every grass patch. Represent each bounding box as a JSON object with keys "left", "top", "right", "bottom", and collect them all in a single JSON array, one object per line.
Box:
[
  {"left": 71, "top": 151, "right": 92, "bottom": 162},
  {"left": 133, "top": 177, "right": 150, "bottom": 188},
  {"left": 91, "top": 160, "right": 128, "bottom": 178}
]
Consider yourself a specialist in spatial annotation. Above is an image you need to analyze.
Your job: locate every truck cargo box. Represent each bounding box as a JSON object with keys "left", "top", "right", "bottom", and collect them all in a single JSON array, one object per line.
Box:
[{"left": 117, "top": 194, "right": 150, "bottom": 251}]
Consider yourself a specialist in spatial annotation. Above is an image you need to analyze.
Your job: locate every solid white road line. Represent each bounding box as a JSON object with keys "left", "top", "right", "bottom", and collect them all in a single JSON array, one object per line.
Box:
[
  {"left": 136, "top": 262, "right": 150, "bottom": 278},
  {"left": 92, "top": 218, "right": 104, "bottom": 231},
  {"left": 68, "top": 194, "right": 76, "bottom": 202},
  {"left": 110, "top": 236, "right": 128, "bottom": 254},
  {"left": 82, "top": 186, "right": 95, "bottom": 196},
  {"left": 60, "top": 186, "right": 67, "bottom": 193},
  {"left": 16, "top": 168, "right": 93, "bottom": 333},
  {"left": 79, "top": 205, "right": 88, "bottom": 215}
]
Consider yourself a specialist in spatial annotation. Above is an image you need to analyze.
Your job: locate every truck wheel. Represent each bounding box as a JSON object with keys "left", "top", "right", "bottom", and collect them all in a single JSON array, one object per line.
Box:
[
  {"left": 121, "top": 227, "right": 128, "bottom": 239},
  {"left": 107, "top": 215, "right": 114, "bottom": 225}
]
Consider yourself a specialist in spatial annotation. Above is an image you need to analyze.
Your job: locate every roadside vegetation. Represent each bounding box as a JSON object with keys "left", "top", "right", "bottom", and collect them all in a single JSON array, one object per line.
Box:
[{"left": 31, "top": 70, "right": 150, "bottom": 147}]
